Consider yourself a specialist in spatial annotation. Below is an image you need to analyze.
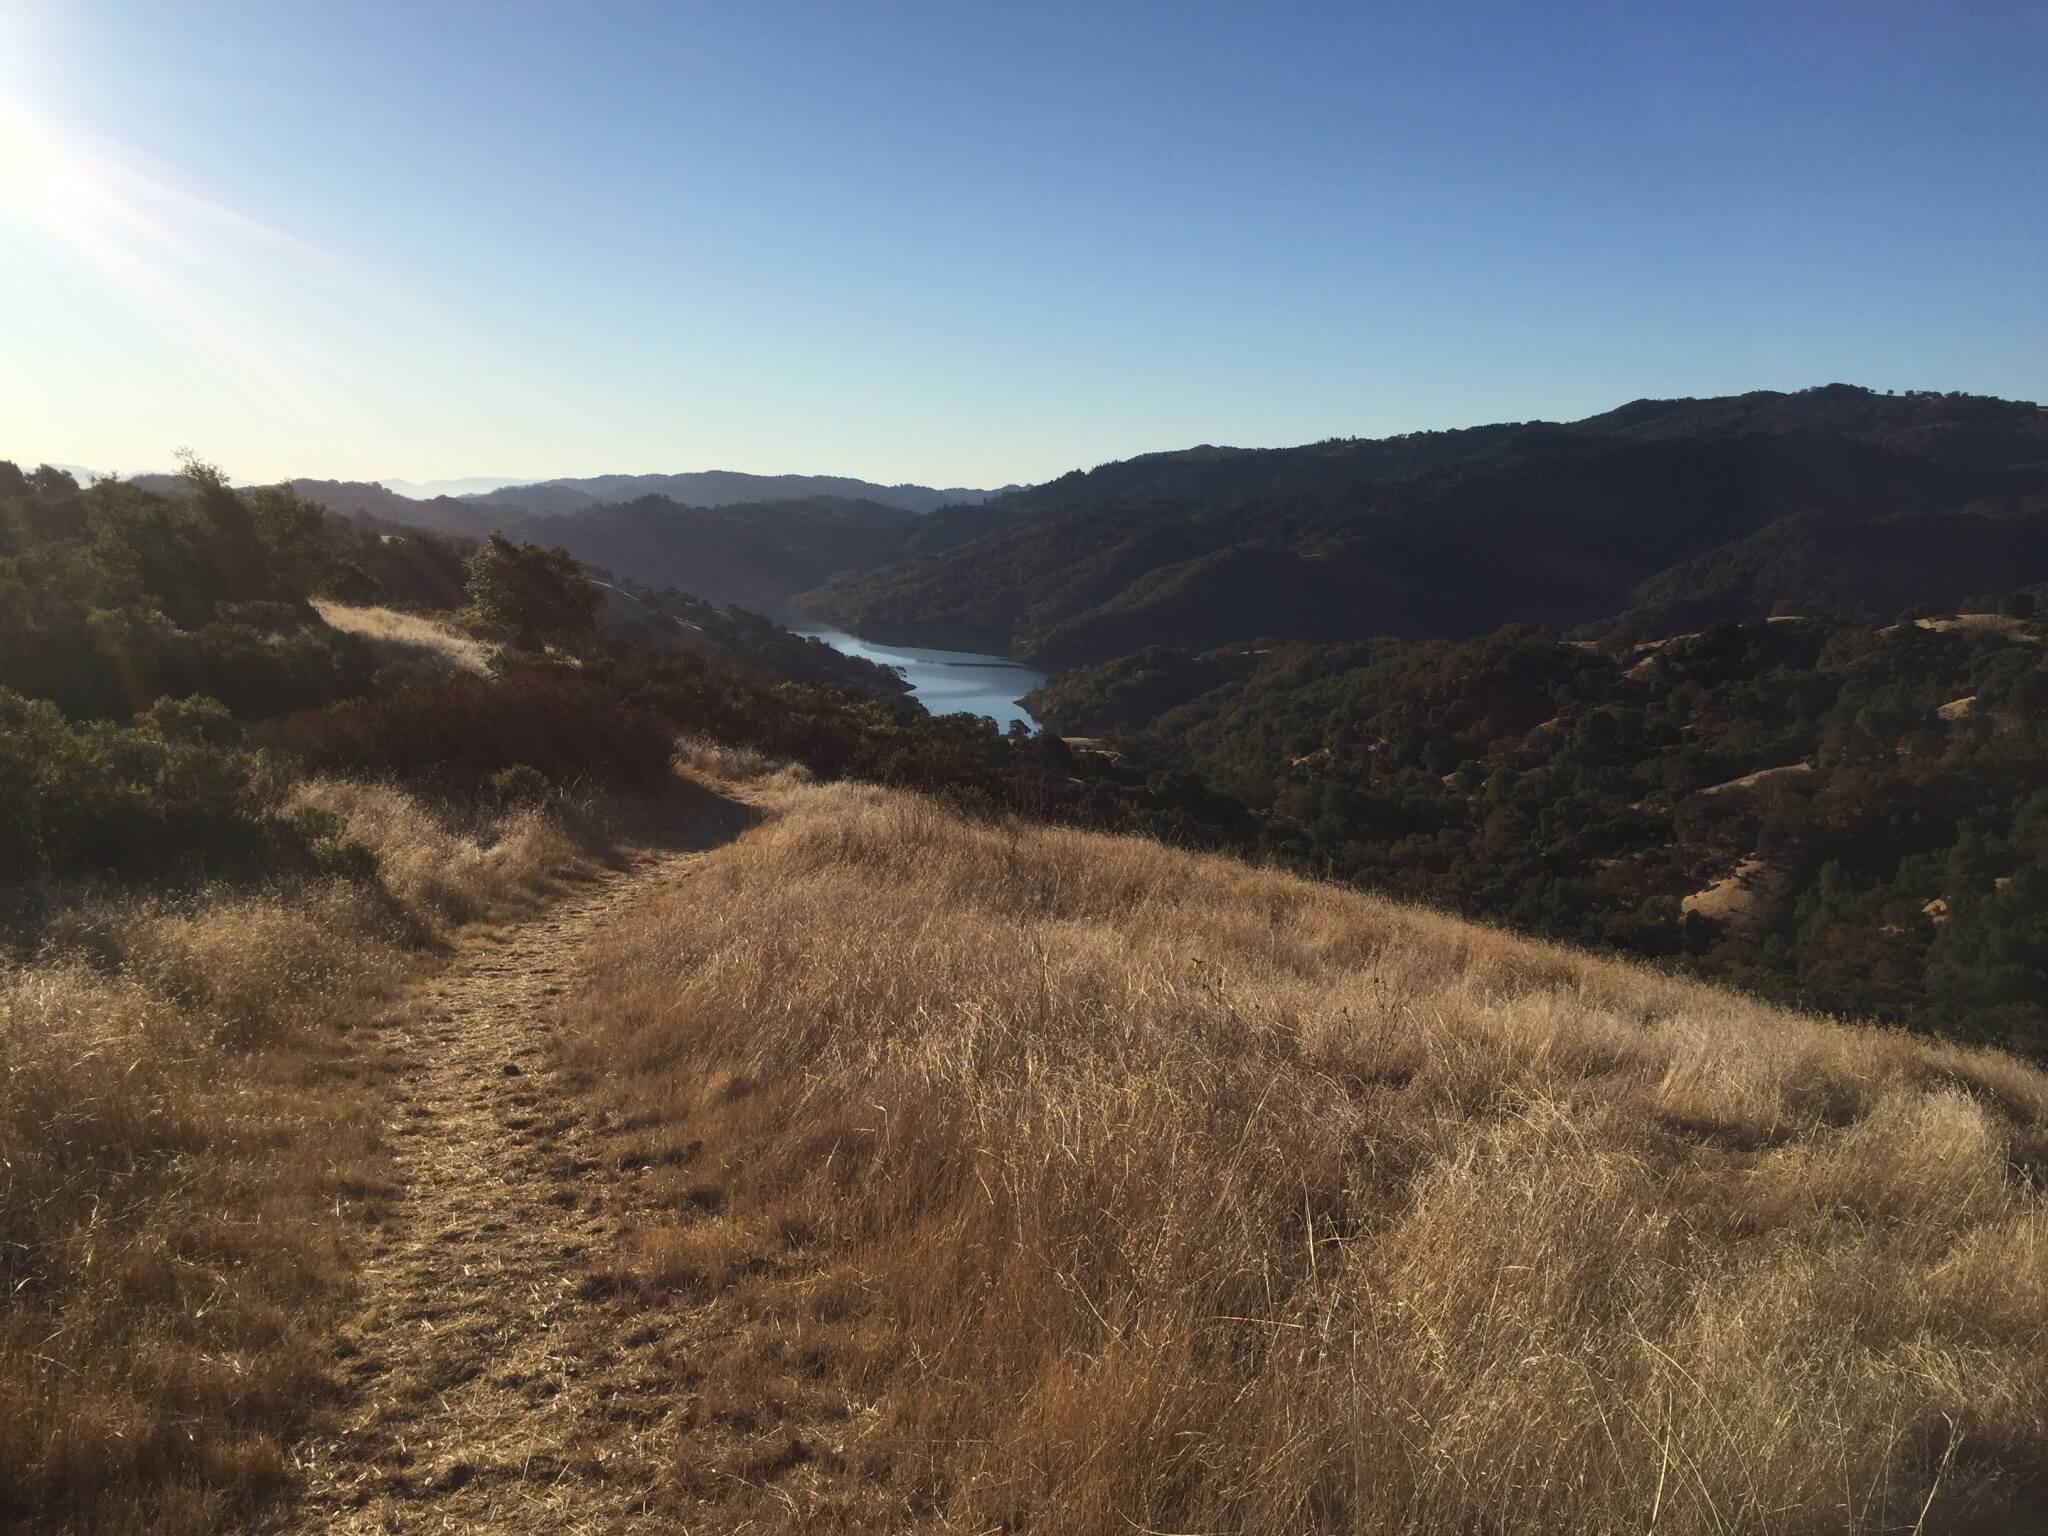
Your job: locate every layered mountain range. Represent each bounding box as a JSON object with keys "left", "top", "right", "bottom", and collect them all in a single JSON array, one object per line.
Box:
[
  {"left": 95, "top": 384, "right": 2048, "bottom": 643},
  {"left": 111, "top": 469, "right": 1008, "bottom": 614}
]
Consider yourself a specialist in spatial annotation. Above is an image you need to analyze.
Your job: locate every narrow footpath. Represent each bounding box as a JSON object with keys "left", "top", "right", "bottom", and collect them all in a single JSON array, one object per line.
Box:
[{"left": 279, "top": 848, "right": 701, "bottom": 1534}]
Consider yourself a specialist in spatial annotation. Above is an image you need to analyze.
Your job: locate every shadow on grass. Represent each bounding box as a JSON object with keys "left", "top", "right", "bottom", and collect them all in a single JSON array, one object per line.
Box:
[{"left": 602, "top": 772, "right": 768, "bottom": 861}]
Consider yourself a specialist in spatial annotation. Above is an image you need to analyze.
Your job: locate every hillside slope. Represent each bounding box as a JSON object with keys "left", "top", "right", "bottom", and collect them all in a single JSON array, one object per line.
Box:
[
  {"left": 1023, "top": 615, "right": 2048, "bottom": 1052},
  {"left": 802, "top": 386, "right": 2048, "bottom": 664},
  {"left": 277, "top": 480, "right": 923, "bottom": 620},
  {"left": 509, "top": 493, "right": 918, "bottom": 616},
  {"left": 548, "top": 764, "right": 2048, "bottom": 1533}
]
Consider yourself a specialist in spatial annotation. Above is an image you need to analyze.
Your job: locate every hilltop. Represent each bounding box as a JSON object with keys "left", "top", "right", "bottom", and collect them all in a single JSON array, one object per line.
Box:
[{"left": 802, "top": 385, "right": 2048, "bottom": 665}]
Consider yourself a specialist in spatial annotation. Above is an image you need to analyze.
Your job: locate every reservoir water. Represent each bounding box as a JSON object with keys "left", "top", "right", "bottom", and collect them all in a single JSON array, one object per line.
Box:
[{"left": 801, "top": 630, "right": 1046, "bottom": 731}]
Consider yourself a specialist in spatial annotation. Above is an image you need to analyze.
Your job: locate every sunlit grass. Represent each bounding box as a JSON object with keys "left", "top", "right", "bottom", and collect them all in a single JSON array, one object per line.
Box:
[
  {"left": 312, "top": 600, "right": 495, "bottom": 676},
  {"left": 562, "top": 768, "right": 2048, "bottom": 1533},
  {"left": 0, "top": 776, "right": 617, "bottom": 1534}
]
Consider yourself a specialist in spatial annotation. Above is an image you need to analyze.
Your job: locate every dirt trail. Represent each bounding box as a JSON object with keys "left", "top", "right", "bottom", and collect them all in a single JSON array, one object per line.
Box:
[{"left": 280, "top": 847, "right": 703, "bottom": 1534}]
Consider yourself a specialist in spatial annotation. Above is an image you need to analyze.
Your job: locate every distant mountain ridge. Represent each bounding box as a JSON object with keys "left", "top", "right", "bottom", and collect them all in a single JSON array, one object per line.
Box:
[
  {"left": 381, "top": 475, "right": 532, "bottom": 499},
  {"left": 65, "top": 386, "right": 2048, "bottom": 658},
  {"left": 107, "top": 467, "right": 1014, "bottom": 522},
  {"left": 506, "top": 494, "right": 922, "bottom": 615},
  {"left": 452, "top": 470, "right": 1013, "bottom": 516},
  {"left": 110, "top": 472, "right": 951, "bottom": 619},
  {"left": 800, "top": 385, "right": 2048, "bottom": 666}
]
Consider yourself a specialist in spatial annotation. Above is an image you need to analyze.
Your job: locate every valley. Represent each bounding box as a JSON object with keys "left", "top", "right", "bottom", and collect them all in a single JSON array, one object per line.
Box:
[
  {"left": 5, "top": 384, "right": 2046, "bottom": 1531},
  {"left": 799, "top": 628, "right": 1046, "bottom": 730},
  {"left": 13, "top": 6, "right": 2046, "bottom": 1531}
]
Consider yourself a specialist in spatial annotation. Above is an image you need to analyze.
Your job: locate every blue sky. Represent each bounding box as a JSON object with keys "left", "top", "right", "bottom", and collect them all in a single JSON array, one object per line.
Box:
[{"left": 2, "top": 0, "right": 2042, "bottom": 488}]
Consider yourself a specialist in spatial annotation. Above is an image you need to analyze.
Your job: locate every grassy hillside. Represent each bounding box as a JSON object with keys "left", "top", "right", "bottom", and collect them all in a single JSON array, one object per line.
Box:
[
  {"left": 801, "top": 386, "right": 2048, "bottom": 665},
  {"left": 1026, "top": 616, "right": 2048, "bottom": 1054},
  {"left": 559, "top": 765, "right": 2048, "bottom": 1533},
  {"left": 0, "top": 776, "right": 627, "bottom": 1533},
  {"left": 0, "top": 453, "right": 1219, "bottom": 1529}
]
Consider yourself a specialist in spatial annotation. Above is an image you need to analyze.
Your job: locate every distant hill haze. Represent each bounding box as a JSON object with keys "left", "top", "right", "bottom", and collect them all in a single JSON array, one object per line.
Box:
[
  {"left": 450, "top": 470, "right": 1014, "bottom": 516},
  {"left": 107, "top": 472, "right": 953, "bottom": 618},
  {"left": 237, "top": 470, "right": 1015, "bottom": 617},
  {"left": 118, "top": 467, "right": 1014, "bottom": 528},
  {"left": 380, "top": 475, "right": 533, "bottom": 499}
]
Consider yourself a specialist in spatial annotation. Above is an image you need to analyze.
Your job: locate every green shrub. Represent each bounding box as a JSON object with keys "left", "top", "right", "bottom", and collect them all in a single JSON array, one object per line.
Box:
[
  {"left": 0, "top": 689, "right": 312, "bottom": 879},
  {"left": 488, "top": 764, "right": 555, "bottom": 808}
]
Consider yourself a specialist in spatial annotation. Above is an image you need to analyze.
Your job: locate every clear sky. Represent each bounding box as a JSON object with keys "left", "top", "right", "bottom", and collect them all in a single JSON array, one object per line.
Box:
[{"left": 2, "top": 1, "right": 2042, "bottom": 489}]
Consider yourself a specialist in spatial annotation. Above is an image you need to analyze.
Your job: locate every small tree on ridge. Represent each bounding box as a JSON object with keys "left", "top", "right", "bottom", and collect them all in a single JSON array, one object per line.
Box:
[{"left": 465, "top": 533, "right": 600, "bottom": 652}]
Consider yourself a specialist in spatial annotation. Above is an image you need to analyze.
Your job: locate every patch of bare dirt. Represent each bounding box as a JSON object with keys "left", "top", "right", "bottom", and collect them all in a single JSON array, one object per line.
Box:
[
  {"left": 1913, "top": 613, "right": 2039, "bottom": 641},
  {"left": 1693, "top": 762, "right": 1814, "bottom": 797},
  {"left": 1682, "top": 856, "right": 1785, "bottom": 937}
]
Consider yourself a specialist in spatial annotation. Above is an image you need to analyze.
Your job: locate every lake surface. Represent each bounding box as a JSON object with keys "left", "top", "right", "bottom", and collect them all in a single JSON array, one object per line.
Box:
[{"left": 801, "top": 630, "right": 1046, "bottom": 731}]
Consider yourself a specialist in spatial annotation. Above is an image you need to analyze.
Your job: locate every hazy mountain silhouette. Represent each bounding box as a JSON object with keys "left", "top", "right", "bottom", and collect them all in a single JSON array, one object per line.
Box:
[
  {"left": 460, "top": 470, "right": 1011, "bottom": 516},
  {"left": 381, "top": 475, "right": 535, "bottom": 499}
]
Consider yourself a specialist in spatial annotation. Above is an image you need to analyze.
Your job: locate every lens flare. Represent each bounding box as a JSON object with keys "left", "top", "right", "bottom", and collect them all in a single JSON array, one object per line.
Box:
[{"left": 0, "top": 94, "right": 355, "bottom": 408}]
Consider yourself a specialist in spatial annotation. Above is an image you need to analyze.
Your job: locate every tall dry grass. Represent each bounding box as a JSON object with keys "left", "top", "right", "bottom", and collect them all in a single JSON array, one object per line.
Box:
[
  {"left": 563, "top": 773, "right": 2048, "bottom": 1534},
  {"left": 312, "top": 600, "right": 494, "bottom": 675},
  {"left": 0, "top": 778, "right": 614, "bottom": 1534}
]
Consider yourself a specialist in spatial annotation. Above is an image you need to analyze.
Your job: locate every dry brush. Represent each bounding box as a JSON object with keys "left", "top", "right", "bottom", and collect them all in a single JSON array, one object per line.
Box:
[
  {"left": 0, "top": 779, "right": 616, "bottom": 1534},
  {"left": 561, "top": 773, "right": 2048, "bottom": 1534}
]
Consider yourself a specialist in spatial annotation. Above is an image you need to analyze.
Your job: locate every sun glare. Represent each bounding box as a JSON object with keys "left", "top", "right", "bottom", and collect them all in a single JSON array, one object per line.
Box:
[
  {"left": 0, "top": 99, "right": 147, "bottom": 264},
  {"left": 0, "top": 93, "right": 355, "bottom": 405},
  {"left": 0, "top": 98, "right": 62, "bottom": 216}
]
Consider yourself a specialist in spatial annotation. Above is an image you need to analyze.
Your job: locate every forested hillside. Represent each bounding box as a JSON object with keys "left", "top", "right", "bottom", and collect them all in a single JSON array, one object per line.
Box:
[
  {"left": 0, "top": 461, "right": 1253, "bottom": 884},
  {"left": 1028, "top": 610, "right": 2048, "bottom": 1054},
  {"left": 278, "top": 482, "right": 928, "bottom": 619},
  {"left": 506, "top": 494, "right": 918, "bottom": 615},
  {"left": 803, "top": 386, "right": 2048, "bottom": 665}
]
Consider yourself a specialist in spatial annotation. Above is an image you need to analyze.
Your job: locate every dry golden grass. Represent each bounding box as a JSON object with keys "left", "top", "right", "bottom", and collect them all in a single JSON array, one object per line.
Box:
[
  {"left": 561, "top": 772, "right": 2048, "bottom": 1534},
  {"left": 0, "top": 778, "right": 616, "bottom": 1534},
  {"left": 312, "top": 600, "right": 495, "bottom": 674},
  {"left": 671, "top": 731, "right": 815, "bottom": 787}
]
